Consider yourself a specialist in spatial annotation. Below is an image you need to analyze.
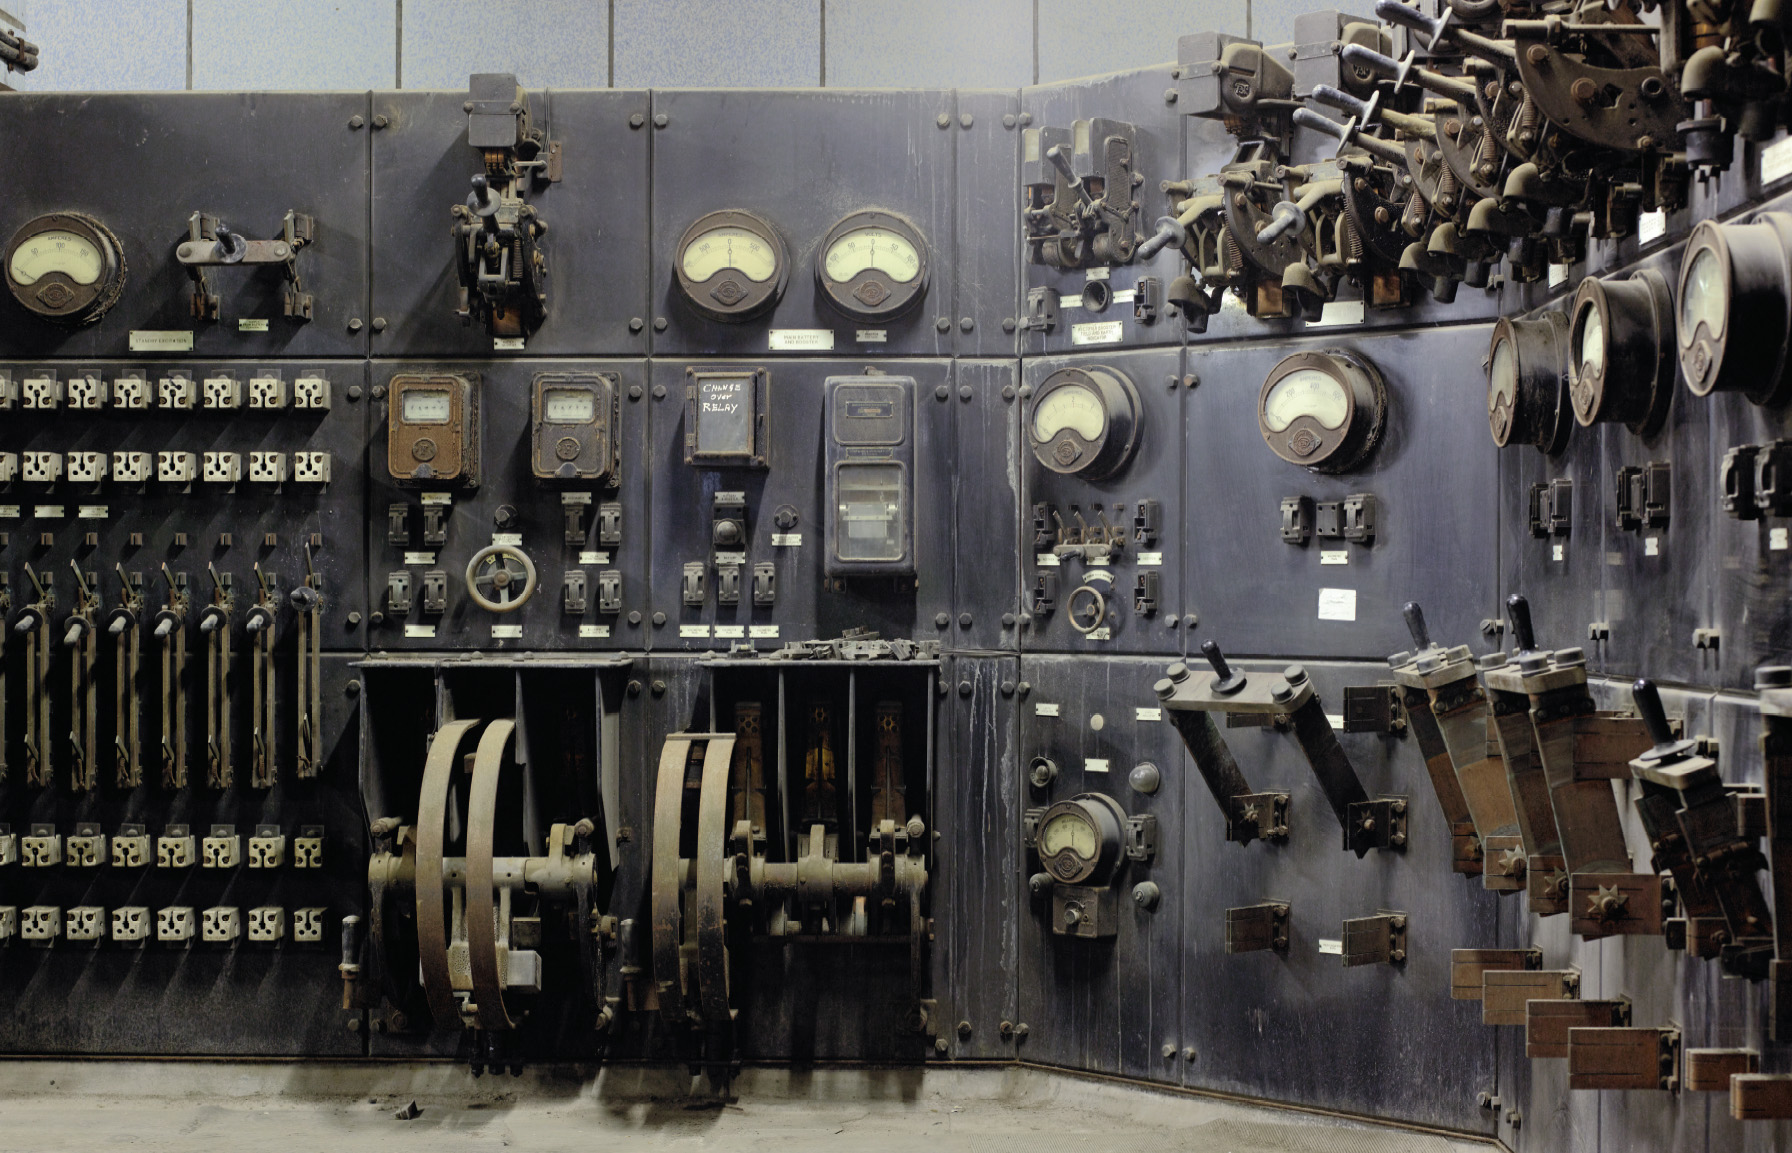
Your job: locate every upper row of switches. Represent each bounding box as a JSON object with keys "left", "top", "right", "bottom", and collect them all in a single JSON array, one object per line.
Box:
[{"left": 0, "top": 371, "right": 331, "bottom": 412}]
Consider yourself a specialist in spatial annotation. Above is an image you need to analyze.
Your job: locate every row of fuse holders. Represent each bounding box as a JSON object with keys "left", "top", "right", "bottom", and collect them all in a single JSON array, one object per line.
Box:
[
  {"left": 1, "top": 904, "right": 329, "bottom": 946},
  {"left": 2, "top": 822, "right": 324, "bottom": 869},
  {"left": 0, "top": 370, "right": 333, "bottom": 412},
  {"left": 2, "top": 449, "right": 332, "bottom": 486}
]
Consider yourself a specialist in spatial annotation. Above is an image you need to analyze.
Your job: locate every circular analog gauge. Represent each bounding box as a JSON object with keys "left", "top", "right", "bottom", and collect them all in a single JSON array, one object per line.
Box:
[
  {"left": 1485, "top": 312, "right": 1571, "bottom": 454},
  {"left": 815, "top": 210, "right": 929, "bottom": 324},
  {"left": 1675, "top": 214, "right": 1792, "bottom": 406},
  {"left": 1567, "top": 269, "right": 1674, "bottom": 436},
  {"left": 1028, "top": 365, "right": 1141, "bottom": 479},
  {"left": 1257, "top": 349, "right": 1387, "bottom": 472},
  {"left": 1034, "top": 795, "right": 1125, "bottom": 885},
  {"left": 674, "top": 209, "right": 789, "bottom": 323},
  {"left": 4, "top": 212, "right": 127, "bottom": 326}
]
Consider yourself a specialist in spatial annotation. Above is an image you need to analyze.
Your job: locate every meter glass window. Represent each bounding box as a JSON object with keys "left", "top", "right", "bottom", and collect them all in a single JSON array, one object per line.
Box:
[
  {"left": 1576, "top": 307, "right": 1604, "bottom": 376},
  {"left": 542, "top": 388, "right": 595, "bottom": 422},
  {"left": 1040, "top": 811, "right": 1098, "bottom": 859},
  {"left": 1031, "top": 382, "right": 1107, "bottom": 442},
  {"left": 1680, "top": 246, "right": 1726, "bottom": 340},
  {"left": 824, "top": 228, "right": 922, "bottom": 284},
  {"left": 1261, "top": 369, "right": 1349, "bottom": 432},
  {"left": 834, "top": 463, "right": 905, "bottom": 562},
  {"left": 681, "top": 226, "right": 779, "bottom": 283},
  {"left": 8, "top": 230, "right": 104, "bottom": 286},
  {"left": 695, "top": 375, "right": 754, "bottom": 457},
  {"left": 402, "top": 389, "right": 452, "bottom": 423}
]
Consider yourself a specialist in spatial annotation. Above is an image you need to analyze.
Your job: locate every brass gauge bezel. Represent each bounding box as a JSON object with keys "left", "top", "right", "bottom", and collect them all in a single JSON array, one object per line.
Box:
[
  {"left": 1675, "top": 214, "right": 1792, "bottom": 406},
  {"left": 1027, "top": 365, "right": 1141, "bottom": 480},
  {"left": 673, "top": 209, "right": 790, "bottom": 324},
  {"left": 1035, "top": 794, "right": 1126, "bottom": 886},
  {"left": 1486, "top": 311, "right": 1572, "bottom": 454},
  {"left": 1567, "top": 268, "right": 1674, "bottom": 437},
  {"left": 814, "top": 209, "right": 930, "bottom": 324},
  {"left": 1257, "top": 349, "right": 1387, "bottom": 473},
  {"left": 4, "top": 212, "right": 128, "bottom": 326},
  {"left": 388, "top": 372, "right": 482, "bottom": 488}
]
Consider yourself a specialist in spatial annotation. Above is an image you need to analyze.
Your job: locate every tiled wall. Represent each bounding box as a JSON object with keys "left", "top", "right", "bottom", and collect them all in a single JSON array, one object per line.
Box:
[{"left": 1, "top": 0, "right": 1375, "bottom": 93}]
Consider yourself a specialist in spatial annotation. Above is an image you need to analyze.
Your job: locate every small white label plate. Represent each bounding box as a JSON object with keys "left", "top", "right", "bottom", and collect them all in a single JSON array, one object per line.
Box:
[
  {"left": 1320, "top": 550, "right": 1348, "bottom": 566},
  {"left": 1317, "top": 587, "right": 1357, "bottom": 622},
  {"left": 1084, "top": 758, "right": 1110, "bottom": 774},
  {"left": 237, "top": 318, "right": 270, "bottom": 332},
  {"left": 34, "top": 504, "right": 64, "bottom": 519},
  {"left": 714, "top": 551, "right": 747, "bottom": 565},
  {"left": 491, "top": 624, "right": 522, "bottom": 639},
  {"left": 404, "top": 551, "right": 436, "bottom": 566},
  {"left": 1086, "top": 555, "right": 1111, "bottom": 567},
  {"left": 714, "top": 625, "right": 745, "bottom": 639},
  {"left": 680, "top": 624, "right": 710, "bottom": 639},
  {"left": 1553, "top": 543, "right": 1566, "bottom": 562},
  {"left": 1326, "top": 714, "right": 1345, "bottom": 729},
  {"left": 130, "top": 330, "right": 194, "bottom": 352},
  {"left": 1765, "top": 134, "right": 1792, "bottom": 184},
  {"left": 1773, "top": 527, "right": 1790, "bottom": 551},
  {"left": 1318, "top": 938, "right": 1343, "bottom": 956},
  {"left": 1085, "top": 626, "right": 1111, "bottom": 640},
  {"left": 1548, "top": 264, "right": 1568, "bottom": 289},
  {"left": 1110, "top": 289, "right": 1136, "bottom": 305},
  {"left": 1071, "top": 320, "right": 1124, "bottom": 346},
  {"left": 492, "top": 533, "right": 523, "bottom": 547},
  {"left": 420, "top": 492, "right": 452, "bottom": 506},
  {"left": 1644, "top": 536, "right": 1659, "bottom": 557},
  {"left": 1134, "top": 707, "right": 1162, "bottom": 722},
  {"left": 404, "top": 623, "right": 436, "bottom": 639},
  {"left": 578, "top": 551, "right": 610, "bottom": 566},
  {"left": 855, "top": 329, "right": 887, "bottom": 343},
  {"left": 1136, "top": 551, "right": 1162, "bottom": 566},
  {"left": 771, "top": 533, "right": 801, "bottom": 547},
  {"left": 1034, "top": 703, "right": 1060, "bottom": 718},
  {"left": 494, "top": 337, "right": 525, "bottom": 351},
  {"left": 1085, "top": 267, "right": 1110, "bottom": 282},
  {"left": 1311, "top": 300, "right": 1365, "bottom": 327},
  {"left": 1638, "top": 210, "right": 1667, "bottom": 244},
  {"left": 1035, "top": 552, "right": 1060, "bottom": 567},
  {"left": 749, "top": 624, "right": 780, "bottom": 638},
  {"left": 578, "top": 624, "right": 611, "bottom": 639},
  {"left": 768, "top": 329, "right": 834, "bottom": 351},
  {"left": 77, "top": 505, "right": 108, "bottom": 520},
  {"left": 0, "top": 506, "right": 18, "bottom": 518}
]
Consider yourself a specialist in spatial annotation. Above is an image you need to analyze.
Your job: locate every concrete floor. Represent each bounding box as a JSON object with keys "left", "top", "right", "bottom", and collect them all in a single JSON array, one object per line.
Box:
[{"left": 0, "top": 1061, "right": 1500, "bottom": 1152}]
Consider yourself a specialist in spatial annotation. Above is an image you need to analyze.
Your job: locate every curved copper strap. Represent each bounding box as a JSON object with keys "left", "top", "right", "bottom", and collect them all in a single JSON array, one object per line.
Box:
[
  {"left": 651, "top": 736, "right": 693, "bottom": 1027},
  {"left": 415, "top": 718, "right": 480, "bottom": 1030},
  {"left": 466, "top": 718, "right": 517, "bottom": 1031},
  {"left": 694, "top": 735, "right": 736, "bottom": 1027}
]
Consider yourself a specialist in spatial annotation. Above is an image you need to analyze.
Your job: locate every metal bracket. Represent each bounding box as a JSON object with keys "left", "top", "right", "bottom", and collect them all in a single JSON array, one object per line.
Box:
[
  {"left": 1225, "top": 901, "right": 1290, "bottom": 953},
  {"left": 1340, "top": 909, "right": 1407, "bottom": 967}
]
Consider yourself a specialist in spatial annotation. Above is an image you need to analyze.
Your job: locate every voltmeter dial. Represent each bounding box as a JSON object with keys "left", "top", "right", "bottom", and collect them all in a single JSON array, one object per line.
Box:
[
  {"left": 816, "top": 210, "right": 929, "bottom": 323},
  {"left": 1675, "top": 214, "right": 1792, "bottom": 407},
  {"left": 1034, "top": 794, "right": 1125, "bottom": 885},
  {"left": 1568, "top": 268, "right": 1674, "bottom": 436},
  {"left": 1028, "top": 365, "right": 1141, "bottom": 479},
  {"left": 1486, "top": 312, "right": 1572, "bottom": 454},
  {"left": 674, "top": 209, "right": 789, "bottom": 323},
  {"left": 1257, "top": 349, "right": 1387, "bottom": 472},
  {"left": 5, "top": 212, "right": 127, "bottom": 326}
]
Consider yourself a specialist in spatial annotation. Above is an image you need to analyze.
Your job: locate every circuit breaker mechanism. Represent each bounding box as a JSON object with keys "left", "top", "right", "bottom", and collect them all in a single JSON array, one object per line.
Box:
[
  {"left": 650, "top": 700, "right": 932, "bottom": 1067},
  {"left": 175, "top": 209, "right": 315, "bottom": 323},
  {"left": 362, "top": 719, "right": 605, "bottom": 1069},
  {"left": 452, "top": 73, "right": 559, "bottom": 339},
  {"left": 1022, "top": 118, "right": 1141, "bottom": 270},
  {"left": 1025, "top": 792, "right": 1157, "bottom": 938}
]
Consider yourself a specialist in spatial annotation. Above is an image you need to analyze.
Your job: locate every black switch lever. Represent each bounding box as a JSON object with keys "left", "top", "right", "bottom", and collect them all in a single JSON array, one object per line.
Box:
[
  {"left": 1044, "top": 144, "right": 1095, "bottom": 207},
  {"left": 1375, "top": 0, "right": 1444, "bottom": 42},
  {"left": 1201, "top": 639, "right": 1247, "bottom": 694},
  {"left": 468, "top": 174, "right": 498, "bottom": 216},
  {"left": 1341, "top": 44, "right": 1480, "bottom": 103},
  {"left": 1312, "top": 84, "right": 1373, "bottom": 123},
  {"left": 213, "top": 222, "right": 246, "bottom": 263},
  {"left": 1402, "top": 601, "right": 1431, "bottom": 652},
  {"left": 1630, "top": 678, "right": 1700, "bottom": 764},
  {"left": 1506, "top": 593, "right": 1538, "bottom": 653}
]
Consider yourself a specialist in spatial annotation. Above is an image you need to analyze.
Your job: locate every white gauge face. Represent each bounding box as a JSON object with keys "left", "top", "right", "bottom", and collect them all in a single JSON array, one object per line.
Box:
[
  {"left": 543, "top": 388, "right": 595, "bottom": 422},
  {"left": 1262, "top": 369, "right": 1349, "bottom": 433},
  {"left": 1680, "top": 247, "right": 1726, "bottom": 339},
  {"left": 401, "top": 389, "right": 452, "bottom": 423},
  {"left": 8, "top": 229, "right": 104, "bottom": 286},
  {"left": 1032, "top": 384, "right": 1107, "bottom": 443},
  {"left": 681, "top": 226, "right": 779, "bottom": 283},
  {"left": 1039, "top": 812, "right": 1098, "bottom": 859},
  {"left": 824, "top": 227, "right": 922, "bottom": 284},
  {"left": 1489, "top": 338, "right": 1517, "bottom": 411},
  {"left": 1577, "top": 308, "right": 1605, "bottom": 375}
]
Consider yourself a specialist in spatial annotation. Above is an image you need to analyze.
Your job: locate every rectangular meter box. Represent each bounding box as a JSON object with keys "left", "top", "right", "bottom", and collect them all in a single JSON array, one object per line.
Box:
[{"left": 824, "top": 375, "right": 915, "bottom": 578}]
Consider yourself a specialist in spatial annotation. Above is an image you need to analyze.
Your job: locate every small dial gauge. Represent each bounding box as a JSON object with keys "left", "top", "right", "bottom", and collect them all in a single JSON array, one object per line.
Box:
[
  {"left": 674, "top": 209, "right": 789, "bottom": 323},
  {"left": 1567, "top": 269, "right": 1673, "bottom": 437},
  {"left": 1675, "top": 214, "right": 1792, "bottom": 407},
  {"left": 402, "top": 389, "right": 452, "bottom": 423},
  {"left": 1257, "top": 350, "right": 1387, "bottom": 473},
  {"left": 1034, "top": 795, "right": 1125, "bottom": 885},
  {"left": 816, "top": 210, "right": 930, "bottom": 324},
  {"left": 1028, "top": 365, "right": 1141, "bottom": 479},
  {"left": 1485, "top": 312, "right": 1572, "bottom": 454},
  {"left": 4, "top": 212, "right": 127, "bottom": 326}
]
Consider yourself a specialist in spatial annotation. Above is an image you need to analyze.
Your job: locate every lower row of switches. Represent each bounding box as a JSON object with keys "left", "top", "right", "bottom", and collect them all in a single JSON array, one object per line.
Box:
[
  {"left": 1, "top": 823, "right": 323, "bottom": 869},
  {"left": 0, "top": 449, "right": 332, "bottom": 486},
  {"left": 2, "top": 905, "right": 330, "bottom": 946}
]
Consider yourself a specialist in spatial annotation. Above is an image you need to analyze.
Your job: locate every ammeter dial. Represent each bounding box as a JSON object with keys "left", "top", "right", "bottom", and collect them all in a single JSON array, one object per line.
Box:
[
  {"left": 1568, "top": 268, "right": 1674, "bottom": 436},
  {"left": 1257, "top": 349, "right": 1387, "bottom": 472},
  {"left": 674, "top": 209, "right": 789, "bottom": 323},
  {"left": 1034, "top": 794, "right": 1125, "bottom": 885},
  {"left": 1485, "top": 312, "right": 1572, "bottom": 454},
  {"left": 1028, "top": 365, "right": 1141, "bottom": 479},
  {"left": 816, "top": 210, "right": 929, "bottom": 323},
  {"left": 5, "top": 212, "right": 127, "bottom": 326},
  {"left": 1675, "top": 214, "right": 1792, "bottom": 407}
]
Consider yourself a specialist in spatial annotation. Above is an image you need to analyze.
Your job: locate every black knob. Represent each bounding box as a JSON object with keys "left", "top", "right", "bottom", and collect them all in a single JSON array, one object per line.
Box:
[
  {"left": 1402, "top": 602, "right": 1430, "bottom": 651},
  {"left": 214, "top": 222, "right": 246, "bottom": 262},
  {"left": 1341, "top": 44, "right": 1401, "bottom": 80},
  {"left": 1201, "top": 640, "right": 1247, "bottom": 694},
  {"left": 1506, "top": 594, "right": 1537, "bottom": 652},
  {"left": 1631, "top": 679, "right": 1674, "bottom": 747}
]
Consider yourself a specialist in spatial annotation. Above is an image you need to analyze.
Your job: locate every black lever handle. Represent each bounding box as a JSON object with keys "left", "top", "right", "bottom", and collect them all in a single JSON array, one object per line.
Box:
[
  {"left": 1201, "top": 639, "right": 1248, "bottom": 694},
  {"left": 213, "top": 222, "right": 246, "bottom": 262},
  {"left": 1376, "top": 0, "right": 1443, "bottom": 41},
  {"left": 1341, "top": 43, "right": 1401, "bottom": 80},
  {"left": 1506, "top": 593, "right": 1536, "bottom": 652},
  {"left": 1292, "top": 107, "right": 1347, "bottom": 141},
  {"left": 1044, "top": 145, "right": 1095, "bottom": 207},
  {"left": 1630, "top": 678, "right": 1675, "bottom": 748},
  {"left": 1402, "top": 602, "right": 1430, "bottom": 651},
  {"left": 1313, "top": 84, "right": 1372, "bottom": 122}
]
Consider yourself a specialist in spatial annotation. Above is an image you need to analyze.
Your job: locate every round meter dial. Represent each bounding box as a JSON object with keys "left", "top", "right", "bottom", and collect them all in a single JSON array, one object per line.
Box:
[
  {"left": 816, "top": 210, "right": 929, "bottom": 323},
  {"left": 1675, "top": 214, "right": 1792, "bottom": 407},
  {"left": 674, "top": 209, "right": 789, "bottom": 323},
  {"left": 4, "top": 212, "right": 127, "bottom": 326},
  {"left": 1567, "top": 269, "right": 1674, "bottom": 436},
  {"left": 1034, "top": 794, "right": 1125, "bottom": 885},
  {"left": 1485, "top": 312, "right": 1571, "bottom": 454},
  {"left": 1028, "top": 365, "right": 1141, "bottom": 479},
  {"left": 1257, "top": 349, "right": 1387, "bottom": 472}
]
